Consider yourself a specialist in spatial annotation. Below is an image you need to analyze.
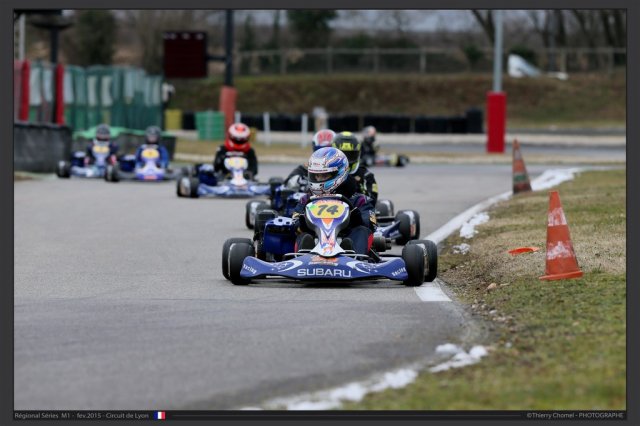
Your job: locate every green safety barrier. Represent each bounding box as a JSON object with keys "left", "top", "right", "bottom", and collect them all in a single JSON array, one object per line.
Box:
[{"left": 195, "top": 110, "right": 225, "bottom": 141}]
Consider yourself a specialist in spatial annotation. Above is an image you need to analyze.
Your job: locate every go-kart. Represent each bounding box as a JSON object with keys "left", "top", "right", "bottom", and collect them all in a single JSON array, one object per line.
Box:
[
  {"left": 56, "top": 145, "right": 113, "bottom": 179},
  {"left": 176, "top": 156, "right": 272, "bottom": 199},
  {"left": 246, "top": 192, "right": 420, "bottom": 246},
  {"left": 362, "top": 152, "right": 410, "bottom": 168},
  {"left": 373, "top": 199, "right": 420, "bottom": 245},
  {"left": 104, "top": 146, "right": 185, "bottom": 183},
  {"left": 222, "top": 194, "right": 437, "bottom": 286},
  {"left": 244, "top": 183, "right": 303, "bottom": 230}
]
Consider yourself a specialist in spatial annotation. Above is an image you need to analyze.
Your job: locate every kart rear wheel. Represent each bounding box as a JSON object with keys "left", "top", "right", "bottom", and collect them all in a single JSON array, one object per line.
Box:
[
  {"left": 408, "top": 240, "right": 437, "bottom": 282},
  {"left": 228, "top": 242, "right": 255, "bottom": 285},
  {"left": 268, "top": 177, "right": 284, "bottom": 198},
  {"left": 222, "top": 238, "right": 253, "bottom": 280},
  {"left": 255, "top": 209, "right": 278, "bottom": 237},
  {"left": 395, "top": 211, "right": 411, "bottom": 245},
  {"left": 56, "top": 161, "right": 71, "bottom": 178},
  {"left": 401, "top": 243, "right": 425, "bottom": 287}
]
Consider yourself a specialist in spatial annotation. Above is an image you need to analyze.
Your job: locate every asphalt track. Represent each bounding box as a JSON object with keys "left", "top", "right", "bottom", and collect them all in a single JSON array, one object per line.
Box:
[{"left": 15, "top": 163, "right": 559, "bottom": 410}]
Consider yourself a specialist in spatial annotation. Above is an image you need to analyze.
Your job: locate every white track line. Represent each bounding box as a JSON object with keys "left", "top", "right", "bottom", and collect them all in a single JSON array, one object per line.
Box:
[
  {"left": 415, "top": 167, "right": 586, "bottom": 303},
  {"left": 414, "top": 279, "right": 451, "bottom": 302}
]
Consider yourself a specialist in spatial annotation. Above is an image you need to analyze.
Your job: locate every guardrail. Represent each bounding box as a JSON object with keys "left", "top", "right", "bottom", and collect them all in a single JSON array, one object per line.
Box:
[{"left": 236, "top": 47, "right": 626, "bottom": 75}]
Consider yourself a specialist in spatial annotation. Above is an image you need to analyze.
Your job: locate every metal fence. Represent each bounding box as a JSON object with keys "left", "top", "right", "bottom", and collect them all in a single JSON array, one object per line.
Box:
[{"left": 236, "top": 47, "right": 626, "bottom": 76}]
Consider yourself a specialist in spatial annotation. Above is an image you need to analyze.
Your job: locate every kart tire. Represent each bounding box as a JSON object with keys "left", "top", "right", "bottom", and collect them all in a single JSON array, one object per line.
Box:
[
  {"left": 245, "top": 200, "right": 267, "bottom": 230},
  {"left": 408, "top": 239, "right": 438, "bottom": 282},
  {"left": 105, "top": 164, "right": 119, "bottom": 182},
  {"left": 255, "top": 209, "right": 278, "bottom": 236},
  {"left": 396, "top": 155, "right": 410, "bottom": 167},
  {"left": 376, "top": 199, "right": 394, "bottom": 217},
  {"left": 395, "top": 211, "right": 412, "bottom": 245},
  {"left": 268, "top": 177, "right": 284, "bottom": 198},
  {"left": 410, "top": 210, "right": 420, "bottom": 240},
  {"left": 228, "top": 241, "right": 255, "bottom": 285},
  {"left": 56, "top": 161, "right": 71, "bottom": 178},
  {"left": 401, "top": 243, "right": 425, "bottom": 287},
  {"left": 222, "top": 238, "right": 253, "bottom": 280}
]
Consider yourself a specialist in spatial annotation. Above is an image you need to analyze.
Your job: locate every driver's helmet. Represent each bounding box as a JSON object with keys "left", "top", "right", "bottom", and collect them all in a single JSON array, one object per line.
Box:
[
  {"left": 362, "top": 126, "right": 377, "bottom": 144},
  {"left": 331, "top": 131, "right": 362, "bottom": 174},
  {"left": 225, "top": 123, "right": 251, "bottom": 152},
  {"left": 307, "top": 147, "right": 349, "bottom": 196},
  {"left": 94, "top": 124, "right": 111, "bottom": 144},
  {"left": 145, "top": 126, "right": 162, "bottom": 145},
  {"left": 311, "top": 129, "right": 336, "bottom": 151}
]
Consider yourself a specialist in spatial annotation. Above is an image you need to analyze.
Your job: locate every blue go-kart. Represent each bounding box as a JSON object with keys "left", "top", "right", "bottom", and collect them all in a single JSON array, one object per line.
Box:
[
  {"left": 56, "top": 145, "right": 112, "bottom": 179},
  {"left": 222, "top": 194, "right": 437, "bottom": 286},
  {"left": 176, "top": 156, "right": 273, "bottom": 199},
  {"left": 104, "top": 147, "right": 186, "bottom": 183},
  {"left": 245, "top": 190, "right": 420, "bottom": 246}
]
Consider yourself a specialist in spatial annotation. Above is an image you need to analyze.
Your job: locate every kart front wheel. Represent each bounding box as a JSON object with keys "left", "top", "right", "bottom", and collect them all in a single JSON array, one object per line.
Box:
[
  {"left": 222, "top": 238, "right": 253, "bottom": 280},
  {"left": 177, "top": 177, "right": 199, "bottom": 198},
  {"left": 56, "top": 161, "right": 71, "bottom": 178},
  {"left": 376, "top": 199, "right": 394, "bottom": 217},
  {"left": 105, "top": 164, "right": 119, "bottom": 182},
  {"left": 228, "top": 241, "right": 255, "bottom": 285},
  {"left": 408, "top": 239, "right": 437, "bottom": 282},
  {"left": 401, "top": 243, "right": 425, "bottom": 287},
  {"left": 245, "top": 200, "right": 268, "bottom": 230}
]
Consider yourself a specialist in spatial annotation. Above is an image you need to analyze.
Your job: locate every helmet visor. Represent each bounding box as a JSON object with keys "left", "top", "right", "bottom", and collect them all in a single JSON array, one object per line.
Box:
[{"left": 309, "top": 170, "right": 339, "bottom": 184}]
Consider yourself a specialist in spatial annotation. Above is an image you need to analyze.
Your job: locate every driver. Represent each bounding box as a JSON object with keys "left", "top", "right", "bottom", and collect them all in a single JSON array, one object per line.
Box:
[
  {"left": 332, "top": 131, "right": 378, "bottom": 204},
  {"left": 291, "top": 147, "right": 376, "bottom": 255},
  {"left": 283, "top": 129, "right": 336, "bottom": 191},
  {"left": 361, "top": 125, "right": 378, "bottom": 159},
  {"left": 213, "top": 123, "right": 258, "bottom": 178},
  {"left": 135, "top": 125, "right": 170, "bottom": 168},
  {"left": 85, "top": 123, "right": 118, "bottom": 166}
]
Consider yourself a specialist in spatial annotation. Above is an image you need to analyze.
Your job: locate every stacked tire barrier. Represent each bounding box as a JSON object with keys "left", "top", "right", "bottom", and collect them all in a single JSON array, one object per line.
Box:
[
  {"left": 14, "top": 122, "right": 72, "bottom": 173},
  {"left": 179, "top": 108, "right": 484, "bottom": 134}
]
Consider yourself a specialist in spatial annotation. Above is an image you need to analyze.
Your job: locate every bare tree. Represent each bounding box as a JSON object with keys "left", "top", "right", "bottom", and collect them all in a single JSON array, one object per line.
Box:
[{"left": 471, "top": 10, "right": 495, "bottom": 45}]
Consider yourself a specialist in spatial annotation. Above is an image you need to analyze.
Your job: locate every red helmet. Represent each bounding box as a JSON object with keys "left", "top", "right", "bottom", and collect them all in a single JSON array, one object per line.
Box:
[
  {"left": 225, "top": 123, "right": 251, "bottom": 153},
  {"left": 311, "top": 129, "right": 336, "bottom": 151}
]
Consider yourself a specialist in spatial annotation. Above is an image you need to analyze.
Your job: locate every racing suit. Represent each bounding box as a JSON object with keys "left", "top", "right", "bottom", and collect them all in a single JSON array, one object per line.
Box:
[
  {"left": 134, "top": 143, "right": 170, "bottom": 169},
  {"left": 361, "top": 138, "right": 378, "bottom": 162},
  {"left": 291, "top": 175, "right": 376, "bottom": 255},
  {"left": 213, "top": 146, "right": 259, "bottom": 178},
  {"left": 352, "top": 165, "right": 378, "bottom": 204},
  {"left": 85, "top": 141, "right": 118, "bottom": 166}
]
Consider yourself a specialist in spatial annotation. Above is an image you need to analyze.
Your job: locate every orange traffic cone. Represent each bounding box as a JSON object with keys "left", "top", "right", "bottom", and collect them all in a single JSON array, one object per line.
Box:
[
  {"left": 512, "top": 139, "right": 532, "bottom": 194},
  {"left": 540, "top": 191, "right": 583, "bottom": 281}
]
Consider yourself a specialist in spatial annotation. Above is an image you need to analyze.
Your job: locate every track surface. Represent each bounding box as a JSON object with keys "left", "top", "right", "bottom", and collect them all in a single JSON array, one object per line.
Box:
[{"left": 15, "top": 163, "right": 550, "bottom": 409}]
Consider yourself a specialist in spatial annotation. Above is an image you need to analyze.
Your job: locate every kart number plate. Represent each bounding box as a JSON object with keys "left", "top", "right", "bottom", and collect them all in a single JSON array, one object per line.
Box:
[
  {"left": 306, "top": 200, "right": 347, "bottom": 219},
  {"left": 92, "top": 145, "right": 109, "bottom": 154},
  {"left": 141, "top": 148, "right": 159, "bottom": 159}
]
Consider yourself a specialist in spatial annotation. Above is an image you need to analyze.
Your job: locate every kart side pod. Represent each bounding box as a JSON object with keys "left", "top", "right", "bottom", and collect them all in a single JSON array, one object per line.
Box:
[{"left": 263, "top": 217, "right": 296, "bottom": 255}]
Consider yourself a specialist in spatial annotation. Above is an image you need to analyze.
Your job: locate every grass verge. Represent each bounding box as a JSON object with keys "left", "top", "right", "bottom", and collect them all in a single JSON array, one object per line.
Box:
[{"left": 344, "top": 168, "right": 626, "bottom": 410}]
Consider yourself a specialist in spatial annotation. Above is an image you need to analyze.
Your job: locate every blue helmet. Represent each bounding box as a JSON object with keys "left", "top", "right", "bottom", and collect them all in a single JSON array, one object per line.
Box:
[{"left": 307, "top": 147, "right": 349, "bottom": 196}]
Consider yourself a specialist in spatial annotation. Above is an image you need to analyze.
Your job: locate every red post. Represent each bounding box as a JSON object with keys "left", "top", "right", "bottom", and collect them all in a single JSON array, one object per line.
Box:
[
  {"left": 219, "top": 85, "right": 237, "bottom": 131},
  {"left": 486, "top": 91, "right": 506, "bottom": 153},
  {"left": 19, "top": 61, "right": 30, "bottom": 121},
  {"left": 55, "top": 63, "right": 65, "bottom": 124}
]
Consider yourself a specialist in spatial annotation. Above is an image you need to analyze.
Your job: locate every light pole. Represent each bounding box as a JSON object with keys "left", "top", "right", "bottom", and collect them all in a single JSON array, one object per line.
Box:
[{"left": 486, "top": 10, "right": 506, "bottom": 153}]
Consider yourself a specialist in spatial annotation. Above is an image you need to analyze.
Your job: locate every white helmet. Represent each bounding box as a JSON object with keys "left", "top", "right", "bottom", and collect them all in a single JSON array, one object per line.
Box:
[{"left": 307, "top": 147, "right": 349, "bottom": 196}]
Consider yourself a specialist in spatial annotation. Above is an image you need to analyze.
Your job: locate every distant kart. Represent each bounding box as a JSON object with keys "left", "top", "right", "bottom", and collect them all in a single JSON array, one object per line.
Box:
[
  {"left": 362, "top": 152, "right": 410, "bottom": 168},
  {"left": 104, "top": 147, "right": 186, "bottom": 183},
  {"left": 244, "top": 183, "right": 303, "bottom": 230},
  {"left": 56, "top": 145, "right": 112, "bottom": 179},
  {"left": 373, "top": 199, "right": 421, "bottom": 245},
  {"left": 176, "top": 156, "right": 273, "bottom": 199},
  {"left": 222, "top": 194, "right": 437, "bottom": 286}
]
